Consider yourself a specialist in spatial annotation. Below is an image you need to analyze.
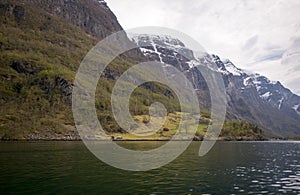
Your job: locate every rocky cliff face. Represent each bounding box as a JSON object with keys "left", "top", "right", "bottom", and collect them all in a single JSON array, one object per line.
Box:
[
  {"left": 132, "top": 34, "right": 300, "bottom": 137},
  {"left": 23, "top": 0, "right": 123, "bottom": 39}
]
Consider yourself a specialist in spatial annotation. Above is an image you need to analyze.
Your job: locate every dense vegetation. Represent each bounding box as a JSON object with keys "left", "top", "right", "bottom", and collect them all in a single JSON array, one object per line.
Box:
[
  {"left": 0, "top": 1, "right": 181, "bottom": 139},
  {"left": 220, "top": 121, "right": 265, "bottom": 140},
  {"left": 0, "top": 2, "right": 93, "bottom": 139}
]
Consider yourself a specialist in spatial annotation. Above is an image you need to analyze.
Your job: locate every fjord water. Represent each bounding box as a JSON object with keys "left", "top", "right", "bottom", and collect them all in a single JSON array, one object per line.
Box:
[{"left": 1, "top": 141, "right": 300, "bottom": 194}]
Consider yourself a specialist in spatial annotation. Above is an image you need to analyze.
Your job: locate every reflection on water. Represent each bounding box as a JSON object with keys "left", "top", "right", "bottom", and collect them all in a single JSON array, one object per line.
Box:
[{"left": 0, "top": 141, "right": 300, "bottom": 194}]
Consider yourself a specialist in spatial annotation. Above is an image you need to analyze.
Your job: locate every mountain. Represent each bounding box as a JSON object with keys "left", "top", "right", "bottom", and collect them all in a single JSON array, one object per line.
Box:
[
  {"left": 0, "top": 0, "right": 178, "bottom": 140},
  {"left": 0, "top": 0, "right": 298, "bottom": 139},
  {"left": 131, "top": 34, "right": 300, "bottom": 137}
]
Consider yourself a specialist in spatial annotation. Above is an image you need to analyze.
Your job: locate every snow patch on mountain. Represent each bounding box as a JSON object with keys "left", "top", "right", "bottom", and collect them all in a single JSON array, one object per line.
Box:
[
  {"left": 96, "top": 0, "right": 106, "bottom": 5},
  {"left": 95, "top": 0, "right": 109, "bottom": 9},
  {"left": 187, "top": 60, "right": 200, "bottom": 68},
  {"left": 243, "top": 77, "right": 252, "bottom": 87},
  {"left": 131, "top": 34, "right": 185, "bottom": 50},
  {"left": 222, "top": 59, "right": 244, "bottom": 76},
  {"left": 293, "top": 104, "right": 300, "bottom": 115},
  {"left": 140, "top": 48, "right": 154, "bottom": 53},
  {"left": 278, "top": 98, "right": 284, "bottom": 109},
  {"left": 150, "top": 38, "right": 163, "bottom": 64},
  {"left": 261, "top": 92, "right": 272, "bottom": 100}
]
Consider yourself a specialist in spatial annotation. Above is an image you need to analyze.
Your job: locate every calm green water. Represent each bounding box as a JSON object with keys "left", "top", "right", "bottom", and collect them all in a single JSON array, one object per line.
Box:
[{"left": 1, "top": 141, "right": 300, "bottom": 194}]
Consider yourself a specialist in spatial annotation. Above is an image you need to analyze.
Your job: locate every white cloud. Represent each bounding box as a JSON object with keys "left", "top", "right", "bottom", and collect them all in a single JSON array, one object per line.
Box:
[{"left": 106, "top": 0, "right": 300, "bottom": 95}]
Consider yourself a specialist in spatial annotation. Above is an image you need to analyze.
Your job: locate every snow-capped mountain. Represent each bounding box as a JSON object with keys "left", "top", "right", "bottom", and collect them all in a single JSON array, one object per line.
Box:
[
  {"left": 242, "top": 74, "right": 300, "bottom": 111},
  {"left": 131, "top": 34, "right": 300, "bottom": 136}
]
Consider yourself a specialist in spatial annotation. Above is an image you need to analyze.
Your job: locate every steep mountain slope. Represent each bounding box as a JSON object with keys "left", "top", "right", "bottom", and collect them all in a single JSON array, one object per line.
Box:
[
  {"left": 0, "top": 0, "right": 178, "bottom": 139},
  {"left": 132, "top": 34, "right": 300, "bottom": 137}
]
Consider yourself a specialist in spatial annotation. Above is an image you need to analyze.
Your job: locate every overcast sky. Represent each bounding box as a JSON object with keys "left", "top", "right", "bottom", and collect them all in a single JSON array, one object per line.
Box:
[{"left": 106, "top": 0, "right": 300, "bottom": 95}]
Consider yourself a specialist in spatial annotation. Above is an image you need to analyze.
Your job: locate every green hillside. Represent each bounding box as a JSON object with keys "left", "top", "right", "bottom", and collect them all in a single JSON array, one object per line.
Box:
[{"left": 0, "top": 1, "right": 181, "bottom": 140}]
